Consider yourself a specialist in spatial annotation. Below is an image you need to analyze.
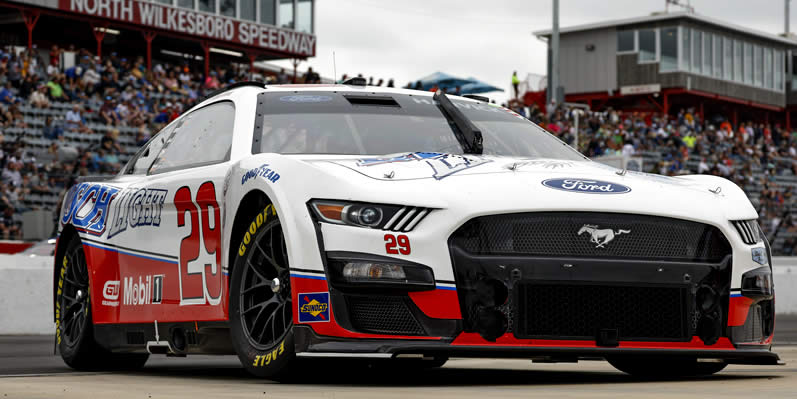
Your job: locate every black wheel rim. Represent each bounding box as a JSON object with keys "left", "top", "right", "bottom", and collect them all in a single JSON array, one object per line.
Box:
[
  {"left": 60, "top": 242, "right": 90, "bottom": 348},
  {"left": 239, "top": 220, "right": 292, "bottom": 350}
]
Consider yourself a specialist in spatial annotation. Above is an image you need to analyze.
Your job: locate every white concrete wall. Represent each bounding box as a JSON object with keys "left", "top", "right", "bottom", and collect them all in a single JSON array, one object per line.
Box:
[
  {"left": 0, "top": 254, "right": 54, "bottom": 335},
  {"left": 1, "top": 255, "right": 796, "bottom": 335}
]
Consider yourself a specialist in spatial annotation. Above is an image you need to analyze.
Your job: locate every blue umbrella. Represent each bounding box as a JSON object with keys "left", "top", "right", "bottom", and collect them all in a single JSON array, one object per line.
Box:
[
  {"left": 460, "top": 77, "right": 504, "bottom": 95},
  {"left": 415, "top": 72, "right": 472, "bottom": 91}
]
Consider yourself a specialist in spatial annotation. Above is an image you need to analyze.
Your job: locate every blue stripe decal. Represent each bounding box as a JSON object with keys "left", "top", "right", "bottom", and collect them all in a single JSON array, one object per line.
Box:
[
  {"left": 730, "top": 293, "right": 743, "bottom": 298},
  {"left": 83, "top": 242, "right": 178, "bottom": 265},
  {"left": 290, "top": 273, "right": 327, "bottom": 281},
  {"left": 436, "top": 285, "right": 457, "bottom": 291}
]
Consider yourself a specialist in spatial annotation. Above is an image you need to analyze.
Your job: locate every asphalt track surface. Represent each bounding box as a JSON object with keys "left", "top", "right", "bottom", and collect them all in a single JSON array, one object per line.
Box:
[{"left": 1, "top": 317, "right": 796, "bottom": 398}]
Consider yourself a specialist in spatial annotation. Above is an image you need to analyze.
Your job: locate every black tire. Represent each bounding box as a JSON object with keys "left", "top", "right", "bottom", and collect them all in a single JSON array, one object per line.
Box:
[
  {"left": 607, "top": 356, "right": 727, "bottom": 377},
  {"left": 56, "top": 235, "right": 149, "bottom": 371},
  {"left": 229, "top": 205, "right": 296, "bottom": 379}
]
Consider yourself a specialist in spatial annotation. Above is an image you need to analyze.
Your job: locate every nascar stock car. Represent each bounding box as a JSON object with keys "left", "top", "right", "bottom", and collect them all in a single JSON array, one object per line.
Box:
[{"left": 54, "top": 80, "right": 778, "bottom": 379}]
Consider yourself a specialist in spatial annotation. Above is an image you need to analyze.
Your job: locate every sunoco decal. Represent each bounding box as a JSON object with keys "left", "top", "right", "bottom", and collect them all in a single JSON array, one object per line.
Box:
[
  {"left": 542, "top": 178, "right": 631, "bottom": 194},
  {"left": 298, "top": 292, "right": 330, "bottom": 323}
]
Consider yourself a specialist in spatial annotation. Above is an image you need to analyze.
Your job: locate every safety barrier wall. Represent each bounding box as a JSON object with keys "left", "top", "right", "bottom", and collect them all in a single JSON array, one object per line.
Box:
[{"left": 1, "top": 255, "right": 796, "bottom": 335}]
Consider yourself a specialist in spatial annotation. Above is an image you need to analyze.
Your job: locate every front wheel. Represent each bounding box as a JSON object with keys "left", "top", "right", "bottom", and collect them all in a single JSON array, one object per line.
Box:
[
  {"left": 607, "top": 356, "right": 727, "bottom": 377},
  {"left": 229, "top": 206, "right": 296, "bottom": 379}
]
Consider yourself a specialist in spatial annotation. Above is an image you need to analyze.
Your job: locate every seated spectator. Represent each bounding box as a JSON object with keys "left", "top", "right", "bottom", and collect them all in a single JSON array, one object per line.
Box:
[
  {"left": 100, "top": 96, "right": 120, "bottom": 126},
  {"left": 46, "top": 74, "right": 66, "bottom": 100},
  {"left": 0, "top": 81, "right": 15, "bottom": 104},
  {"left": 64, "top": 104, "right": 91, "bottom": 133},
  {"left": 0, "top": 206, "right": 21, "bottom": 239},
  {"left": 29, "top": 84, "right": 50, "bottom": 108},
  {"left": 42, "top": 116, "right": 64, "bottom": 140}
]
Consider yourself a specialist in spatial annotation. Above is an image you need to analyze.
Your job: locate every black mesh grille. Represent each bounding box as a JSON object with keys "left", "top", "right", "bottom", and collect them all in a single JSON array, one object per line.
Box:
[
  {"left": 345, "top": 295, "right": 426, "bottom": 336},
  {"left": 514, "top": 282, "right": 688, "bottom": 341},
  {"left": 450, "top": 212, "right": 730, "bottom": 262}
]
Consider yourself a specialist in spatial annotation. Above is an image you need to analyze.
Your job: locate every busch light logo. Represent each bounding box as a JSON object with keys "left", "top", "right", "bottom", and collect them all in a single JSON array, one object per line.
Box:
[
  {"left": 542, "top": 178, "right": 631, "bottom": 194},
  {"left": 61, "top": 183, "right": 120, "bottom": 235}
]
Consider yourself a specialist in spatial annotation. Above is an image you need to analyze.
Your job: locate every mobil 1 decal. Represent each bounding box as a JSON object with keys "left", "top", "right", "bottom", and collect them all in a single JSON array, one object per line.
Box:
[
  {"left": 175, "top": 181, "right": 223, "bottom": 306},
  {"left": 107, "top": 187, "right": 168, "bottom": 238}
]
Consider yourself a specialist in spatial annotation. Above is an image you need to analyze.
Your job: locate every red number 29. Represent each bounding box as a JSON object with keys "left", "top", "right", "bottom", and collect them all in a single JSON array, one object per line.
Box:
[
  {"left": 176, "top": 181, "right": 222, "bottom": 305},
  {"left": 385, "top": 234, "right": 411, "bottom": 255}
]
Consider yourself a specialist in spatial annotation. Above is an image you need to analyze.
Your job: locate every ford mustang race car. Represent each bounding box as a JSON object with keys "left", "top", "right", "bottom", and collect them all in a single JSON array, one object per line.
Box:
[{"left": 54, "top": 81, "right": 779, "bottom": 378}]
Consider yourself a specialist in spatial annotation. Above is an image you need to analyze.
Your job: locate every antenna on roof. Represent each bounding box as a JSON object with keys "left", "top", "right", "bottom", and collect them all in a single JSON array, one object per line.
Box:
[
  {"left": 665, "top": 0, "right": 694, "bottom": 13},
  {"left": 333, "top": 51, "right": 337, "bottom": 84}
]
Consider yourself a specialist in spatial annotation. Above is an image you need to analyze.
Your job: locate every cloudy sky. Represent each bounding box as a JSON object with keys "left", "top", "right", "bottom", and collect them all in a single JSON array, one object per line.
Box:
[{"left": 272, "top": 0, "right": 788, "bottom": 100}]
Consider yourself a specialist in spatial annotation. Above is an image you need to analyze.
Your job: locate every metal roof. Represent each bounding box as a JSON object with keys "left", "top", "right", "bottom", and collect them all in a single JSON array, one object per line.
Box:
[{"left": 533, "top": 11, "right": 797, "bottom": 46}]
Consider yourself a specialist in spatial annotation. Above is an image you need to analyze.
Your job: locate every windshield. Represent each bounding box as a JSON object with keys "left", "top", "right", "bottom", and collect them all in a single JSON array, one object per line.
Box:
[{"left": 255, "top": 92, "right": 584, "bottom": 160}]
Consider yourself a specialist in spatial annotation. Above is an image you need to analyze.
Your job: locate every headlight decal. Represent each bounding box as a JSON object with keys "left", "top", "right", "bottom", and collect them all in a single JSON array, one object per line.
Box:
[{"left": 309, "top": 200, "right": 431, "bottom": 232}]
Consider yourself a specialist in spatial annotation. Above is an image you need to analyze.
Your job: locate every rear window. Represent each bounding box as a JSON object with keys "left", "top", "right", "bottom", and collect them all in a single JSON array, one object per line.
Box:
[{"left": 254, "top": 92, "right": 583, "bottom": 161}]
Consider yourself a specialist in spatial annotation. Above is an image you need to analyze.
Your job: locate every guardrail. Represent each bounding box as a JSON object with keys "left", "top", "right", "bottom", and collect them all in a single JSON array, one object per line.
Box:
[{"left": 1, "top": 255, "right": 796, "bottom": 334}]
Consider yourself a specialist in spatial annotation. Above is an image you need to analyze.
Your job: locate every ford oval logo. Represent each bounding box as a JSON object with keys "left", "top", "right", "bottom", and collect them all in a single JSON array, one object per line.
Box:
[{"left": 542, "top": 178, "right": 631, "bottom": 194}]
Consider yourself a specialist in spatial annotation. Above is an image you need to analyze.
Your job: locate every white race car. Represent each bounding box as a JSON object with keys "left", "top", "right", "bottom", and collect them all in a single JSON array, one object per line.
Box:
[{"left": 54, "top": 82, "right": 778, "bottom": 378}]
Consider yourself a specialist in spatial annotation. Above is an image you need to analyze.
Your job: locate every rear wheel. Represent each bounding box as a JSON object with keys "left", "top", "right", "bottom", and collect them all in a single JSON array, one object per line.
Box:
[
  {"left": 229, "top": 205, "right": 296, "bottom": 379},
  {"left": 56, "top": 235, "right": 149, "bottom": 370},
  {"left": 607, "top": 356, "right": 727, "bottom": 377}
]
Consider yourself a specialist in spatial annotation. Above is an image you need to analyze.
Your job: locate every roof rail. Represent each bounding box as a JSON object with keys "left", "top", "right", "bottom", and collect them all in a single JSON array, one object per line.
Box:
[
  {"left": 463, "top": 94, "right": 490, "bottom": 102},
  {"left": 206, "top": 81, "right": 266, "bottom": 99},
  {"left": 341, "top": 77, "right": 367, "bottom": 86}
]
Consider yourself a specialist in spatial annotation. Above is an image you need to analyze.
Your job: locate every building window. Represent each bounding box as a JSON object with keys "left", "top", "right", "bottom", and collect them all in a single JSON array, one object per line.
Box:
[
  {"left": 764, "top": 48, "right": 773, "bottom": 89},
  {"left": 240, "top": 0, "right": 256, "bottom": 21},
  {"left": 702, "top": 33, "right": 712, "bottom": 75},
  {"left": 733, "top": 40, "right": 742, "bottom": 83},
  {"left": 754, "top": 45, "right": 763, "bottom": 87},
  {"left": 660, "top": 27, "right": 677, "bottom": 71},
  {"left": 279, "top": 0, "right": 294, "bottom": 29},
  {"left": 260, "top": 0, "right": 276, "bottom": 24},
  {"left": 693, "top": 31, "right": 702, "bottom": 73},
  {"left": 744, "top": 42, "right": 753, "bottom": 84},
  {"left": 681, "top": 28, "right": 691, "bottom": 71},
  {"left": 199, "top": 0, "right": 215, "bottom": 13},
  {"left": 723, "top": 37, "right": 732, "bottom": 80},
  {"left": 296, "top": 0, "right": 313, "bottom": 33},
  {"left": 177, "top": 0, "right": 194, "bottom": 9},
  {"left": 155, "top": 0, "right": 172, "bottom": 4},
  {"left": 713, "top": 34, "right": 722, "bottom": 78},
  {"left": 638, "top": 29, "right": 656, "bottom": 62},
  {"left": 775, "top": 50, "right": 783, "bottom": 91},
  {"left": 617, "top": 30, "right": 635, "bottom": 52},
  {"left": 220, "top": 0, "right": 235, "bottom": 17}
]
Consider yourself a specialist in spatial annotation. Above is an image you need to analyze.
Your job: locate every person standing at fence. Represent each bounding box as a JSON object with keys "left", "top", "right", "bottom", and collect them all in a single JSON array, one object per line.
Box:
[{"left": 511, "top": 71, "right": 520, "bottom": 99}]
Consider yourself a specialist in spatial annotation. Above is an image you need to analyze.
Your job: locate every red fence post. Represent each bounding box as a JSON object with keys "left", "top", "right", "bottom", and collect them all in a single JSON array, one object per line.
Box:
[
  {"left": 21, "top": 10, "right": 40, "bottom": 50},
  {"left": 90, "top": 23, "right": 108, "bottom": 59},
  {"left": 142, "top": 31, "right": 157, "bottom": 71},
  {"left": 201, "top": 41, "right": 210, "bottom": 78}
]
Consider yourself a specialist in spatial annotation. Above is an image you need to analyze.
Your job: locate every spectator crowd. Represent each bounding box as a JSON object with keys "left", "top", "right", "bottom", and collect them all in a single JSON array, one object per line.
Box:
[{"left": 0, "top": 44, "right": 794, "bottom": 254}]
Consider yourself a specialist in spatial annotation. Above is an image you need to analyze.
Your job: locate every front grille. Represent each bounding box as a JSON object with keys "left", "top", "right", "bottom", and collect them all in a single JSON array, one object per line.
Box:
[
  {"left": 451, "top": 212, "right": 730, "bottom": 262},
  {"left": 345, "top": 295, "right": 426, "bottom": 336},
  {"left": 514, "top": 282, "right": 689, "bottom": 341}
]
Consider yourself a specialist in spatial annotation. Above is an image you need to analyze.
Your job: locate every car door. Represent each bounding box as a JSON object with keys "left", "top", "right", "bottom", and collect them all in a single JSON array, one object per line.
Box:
[{"left": 112, "top": 101, "right": 237, "bottom": 324}]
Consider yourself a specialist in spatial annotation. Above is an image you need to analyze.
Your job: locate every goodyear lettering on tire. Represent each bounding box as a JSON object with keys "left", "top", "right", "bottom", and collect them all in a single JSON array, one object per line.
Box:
[
  {"left": 252, "top": 339, "right": 286, "bottom": 367},
  {"left": 55, "top": 257, "right": 67, "bottom": 345},
  {"left": 238, "top": 205, "right": 276, "bottom": 257}
]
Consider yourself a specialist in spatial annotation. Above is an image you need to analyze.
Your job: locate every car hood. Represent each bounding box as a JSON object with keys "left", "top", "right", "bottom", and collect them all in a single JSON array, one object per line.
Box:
[{"left": 285, "top": 152, "right": 757, "bottom": 222}]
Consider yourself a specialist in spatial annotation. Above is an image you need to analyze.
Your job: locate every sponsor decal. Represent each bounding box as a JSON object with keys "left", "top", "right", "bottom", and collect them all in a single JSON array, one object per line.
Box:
[
  {"left": 102, "top": 280, "right": 121, "bottom": 307},
  {"left": 577, "top": 224, "right": 631, "bottom": 248},
  {"left": 123, "top": 274, "right": 164, "bottom": 306},
  {"left": 59, "top": 0, "right": 316, "bottom": 57},
  {"left": 241, "top": 163, "right": 280, "bottom": 185},
  {"left": 542, "top": 178, "right": 631, "bottom": 194},
  {"left": 279, "top": 95, "right": 332, "bottom": 103},
  {"left": 298, "top": 292, "right": 330, "bottom": 323},
  {"left": 252, "top": 340, "right": 286, "bottom": 367},
  {"left": 107, "top": 187, "right": 168, "bottom": 239},
  {"left": 357, "top": 152, "right": 492, "bottom": 180},
  {"left": 61, "top": 183, "right": 121, "bottom": 235}
]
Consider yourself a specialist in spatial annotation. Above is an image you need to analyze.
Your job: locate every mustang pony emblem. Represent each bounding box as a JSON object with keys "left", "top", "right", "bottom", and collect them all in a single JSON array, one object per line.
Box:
[{"left": 577, "top": 224, "right": 631, "bottom": 248}]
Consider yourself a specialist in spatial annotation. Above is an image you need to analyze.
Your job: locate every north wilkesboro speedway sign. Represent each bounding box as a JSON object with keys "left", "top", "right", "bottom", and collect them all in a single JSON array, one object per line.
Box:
[{"left": 9, "top": 0, "right": 316, "bottom": 57}]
